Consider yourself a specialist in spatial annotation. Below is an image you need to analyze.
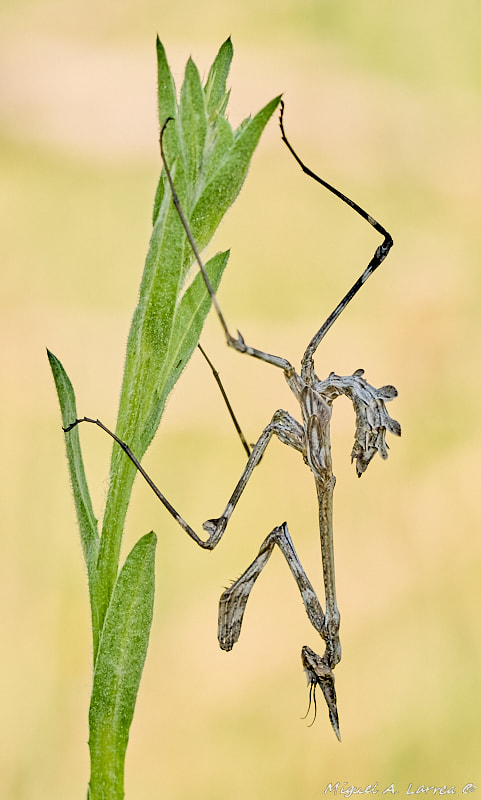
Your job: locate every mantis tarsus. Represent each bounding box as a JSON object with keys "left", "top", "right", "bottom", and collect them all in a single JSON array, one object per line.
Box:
[{"left": 64, "top": 101, "right": 400, "bottom": 740}]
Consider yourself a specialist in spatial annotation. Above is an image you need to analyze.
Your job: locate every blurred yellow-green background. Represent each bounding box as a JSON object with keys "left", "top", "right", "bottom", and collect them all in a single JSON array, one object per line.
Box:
[{"left": 2, "top": 1, "right": 481, "bottom": 798}]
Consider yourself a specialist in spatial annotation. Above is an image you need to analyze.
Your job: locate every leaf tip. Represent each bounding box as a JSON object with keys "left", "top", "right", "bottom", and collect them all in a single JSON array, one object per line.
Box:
[{"left": 46, "top": 348, "right": 59, "bottom": 369}]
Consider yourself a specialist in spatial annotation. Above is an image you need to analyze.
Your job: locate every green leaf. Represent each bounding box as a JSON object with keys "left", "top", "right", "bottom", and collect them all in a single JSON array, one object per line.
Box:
[
  {"left": 88, "top": 532, "right": 157, "bottom": 800},
  {"left": 153, "top": 37, "right": 180, "bottom": 226},
  {"left": 179, "top": 58, "right": 207, "bottom": 192},
  {"left": 48, "top": 349, "right": 103, "bottom": 653},
  {"left": 204, "top": 37, "right": 233, "bottom": 117},
  {"left": 191, "top": 95, "right": 282, "bottom": 250},
  {"left": 142, "top": 249, "right": 230, "bottom": 441},
  {"left": 203, "top": 114, "right": 235, "bottom": 185},
  {"left": 47, "top": 349, "right": 98, "bottom": 570},
  {"left": 155, "top": 36, "right": 177, "bottom": 131}
]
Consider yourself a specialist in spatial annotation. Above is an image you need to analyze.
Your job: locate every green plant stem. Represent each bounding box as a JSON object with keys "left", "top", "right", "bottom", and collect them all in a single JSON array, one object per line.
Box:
[{"left": 49, "top": 38, "right": 280, "bottom": 799}]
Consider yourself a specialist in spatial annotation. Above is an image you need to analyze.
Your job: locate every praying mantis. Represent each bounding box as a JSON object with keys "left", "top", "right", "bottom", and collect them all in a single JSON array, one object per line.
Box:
[{"left": 64, "top": 101, "right": 400, "bottom": 740}]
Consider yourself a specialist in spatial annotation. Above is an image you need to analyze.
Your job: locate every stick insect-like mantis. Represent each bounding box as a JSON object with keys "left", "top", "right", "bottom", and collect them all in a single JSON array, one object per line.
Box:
[{"left": 64, "top": 101, "right": 400, "bottom": 740}]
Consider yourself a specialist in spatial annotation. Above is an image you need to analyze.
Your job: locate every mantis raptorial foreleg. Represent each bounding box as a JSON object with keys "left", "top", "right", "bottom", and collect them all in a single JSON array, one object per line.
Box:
[{"left": 218, "top": 520, "right": 340, "bottom": 740}]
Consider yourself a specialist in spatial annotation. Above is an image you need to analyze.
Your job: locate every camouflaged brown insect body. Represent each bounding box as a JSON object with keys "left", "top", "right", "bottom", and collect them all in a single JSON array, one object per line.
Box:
[{"left": 198, "top": 103, "right": 400, "bottom": 739}]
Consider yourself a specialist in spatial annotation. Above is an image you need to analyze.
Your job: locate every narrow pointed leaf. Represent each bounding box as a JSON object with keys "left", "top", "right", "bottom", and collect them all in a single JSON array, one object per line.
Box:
[
  {"left": 191, "top": 95, "right": 282, "bottom": 250},
  {"left": 156, "top": 37, "right": 177, "bottom": 124},
  {"left": 153, "top": 37, "right": 180, "bottom": 225},
  {"left": 179, "top": 58, "right": 207, "bottom": 191},
  {"left": 204, "top": 38, "right": 233, "bottom": 116},
  {"left": 47, "top": 349, "right": 98, "bottom": 568}
]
